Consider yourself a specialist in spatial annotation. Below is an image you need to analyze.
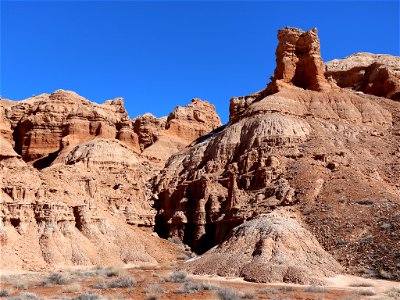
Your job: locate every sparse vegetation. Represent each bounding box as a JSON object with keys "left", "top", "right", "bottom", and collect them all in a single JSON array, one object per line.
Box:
[
  {"left": 63, "top": 282, "right": 82, "bottom": 293},
  {"left": 145, "top": 283, "right": 165, "bottom": 294},
  {"left": 258, "top": 288, "right": 280, "bottom": 294},
  {"left": 175, "top": 279, "right": 217, "bottom": 294},
  {"left": 73, "top": 293, "right": 101, "bottom": 300},
  {"left": 217, "top": 287, "right": 242, "bottom": 300},
  {"left": 164, "top": 270, "right": 187, "bottom": 283},
  {"left": 108, "top": 276, "right": 137, "bottom": 288},
  {"left": 349, "top": 281, "right": 373, "bottom": 287},
  {"left": 0, "top": 290, "right": 11, "bottom": 297},
  {"left": 92, "top": 280, "right": 107, "bottom": 290},
  {"left": 19, "top": 292, "right": 39, "bottom": 299},
  {"left": 386, "top": 288, "right": 400, "bottom": 298},
  {"left": 304, "top": 285, "right": 327, "bottom": 293},
  {"left": 357, "top": 289, "right": 375, "bottom": 296},
  {"left": 94, "top": 267, "right": 120, "bottom": 277},
  {"left": 14, "top": 282, "right": 29, "bottom": 290},
  {"left": 242, "top": 291, "right": 255, "bottom": 299},
  {"left": 41, "top": 272, "right": 66, "bottom": 286}
]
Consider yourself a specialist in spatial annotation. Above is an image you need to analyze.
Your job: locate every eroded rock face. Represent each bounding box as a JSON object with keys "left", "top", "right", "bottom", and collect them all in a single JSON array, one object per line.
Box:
[
  {"left": 267, "top": 27, "right": 331, "bottom": 92},
  {"left": 325, "top": 52, "right": 400, "bottom": 100},
  {"left": 154, "top": 28, "right": 400, "bottom": 280},
  {"left": 4, "top": 90, "right": 221, "bottom": 167},
  {"left": 187, "top": 210, "right": 343, "bottom": 284},
  {"left": 0, "top": 139, "right": 170, "bottom": 271},
  {"left": 0, "top": 92, "right": 220, "bottom": 271}
]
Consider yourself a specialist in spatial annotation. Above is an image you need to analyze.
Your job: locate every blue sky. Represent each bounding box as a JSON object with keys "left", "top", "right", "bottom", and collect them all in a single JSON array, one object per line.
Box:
[{"left": 1, "top": 1, "right": 399, "bottom": 123}]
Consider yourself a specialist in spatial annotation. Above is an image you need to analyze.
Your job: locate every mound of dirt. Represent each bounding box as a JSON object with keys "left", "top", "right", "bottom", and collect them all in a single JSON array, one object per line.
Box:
[{"left": 186, "top": 210, "right": 343, "bottom": 284}]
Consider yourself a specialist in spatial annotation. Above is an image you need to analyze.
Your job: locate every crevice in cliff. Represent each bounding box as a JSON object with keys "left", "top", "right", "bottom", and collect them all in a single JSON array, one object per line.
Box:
[
  {"left": 32, "top": 150, "right": 60, "bottom": 170},
  {"left": 73, "top": 206, "right": 83, "bottom": 231}
]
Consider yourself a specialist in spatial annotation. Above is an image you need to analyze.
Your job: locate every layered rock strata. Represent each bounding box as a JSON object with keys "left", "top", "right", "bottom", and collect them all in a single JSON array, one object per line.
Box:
[
  {"left": 325, "top": 52, "right": 400, "bottom": 100},
  {"left": 0, "top": 92, "right": 220, "bottom": 271},
  {"left": 154, "top": 27, "right": 400, "bottom": 280}
]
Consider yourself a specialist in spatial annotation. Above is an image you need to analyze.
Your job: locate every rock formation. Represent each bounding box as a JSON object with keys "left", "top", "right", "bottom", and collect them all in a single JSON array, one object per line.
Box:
[
  {"left": 187, "top": 210, "right": 343, "bottom": 284},
  {"left": 154, "top": 27, "right": 400, "bottom": 280},
  {"left": 0, "top": 91, "right": 220, "bottom": 271},
  {"left": 267, "top": 27, "right": 331, "bottom": 93},
  {"left": 3, "top": 90, "right": 221, "bottom": 167},
  {"left": 1, "top": 26, "right": 399, "bottom": 282},
  {"left": 325, "top": 52, "right": 400, "bottom": 100}
]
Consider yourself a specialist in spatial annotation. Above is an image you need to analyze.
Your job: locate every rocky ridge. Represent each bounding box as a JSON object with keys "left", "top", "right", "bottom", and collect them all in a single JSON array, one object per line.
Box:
[
  {"left": 0, "top": 92, "right": 221, "bottom": 271},
  {"left": 154, "top": 27, "right": 400, "bottom": 281},
  {"left": 1, "top": 26, "right": 399, "bottom": 282}
]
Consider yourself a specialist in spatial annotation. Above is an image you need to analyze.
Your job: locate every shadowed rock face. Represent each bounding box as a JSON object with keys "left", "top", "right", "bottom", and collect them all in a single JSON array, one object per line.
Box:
[
  {"left": 154, "top": 28, "right": 400, "bottom": 280},
  {"left": 187, "top": 210, "right": 343, "bottom": 284}
]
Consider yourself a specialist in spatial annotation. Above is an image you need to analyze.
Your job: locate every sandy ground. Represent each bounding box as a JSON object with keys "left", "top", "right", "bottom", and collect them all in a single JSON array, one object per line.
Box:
[{"left": 0, "top": 263, "right": 399, "bottom": 299}]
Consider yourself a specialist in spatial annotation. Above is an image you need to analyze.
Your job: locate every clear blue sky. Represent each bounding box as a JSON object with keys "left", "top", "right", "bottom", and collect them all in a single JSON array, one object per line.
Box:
[{"left": 1, "top": 1, "right": 399, "bottom": 123}]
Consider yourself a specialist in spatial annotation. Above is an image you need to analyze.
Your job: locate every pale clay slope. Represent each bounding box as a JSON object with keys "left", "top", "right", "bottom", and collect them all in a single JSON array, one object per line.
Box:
[{"left": 187, "top": 210, "right": 343, "bottom": 285}]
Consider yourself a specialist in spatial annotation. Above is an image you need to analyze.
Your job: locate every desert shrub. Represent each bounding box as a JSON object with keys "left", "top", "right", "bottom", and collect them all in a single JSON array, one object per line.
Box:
[
  {"left": 258, "top": 288, "right": 280, "bottom": 294},
  {"left": 304, "top": 285, "right": 326, "bottom": 293},
  {"left": 349, "top": 281, "right": 373, "bottom": 287},
  {"left": 41, "top": 272, "right": 66, "bottom": 286},
  {"left": 63, "top": 282, "right": 82, "bottom": 293},
  {"left": 0, "top": 290, "right": 11, "bottom": 297},
  {"left": 92, "top": 280, "right": 107, "bottom": 290},
  {"left": 357, "top": 289, "right": 375, "bottom": 296},
  {"left": 145, "top": 283, "right": 165, "bottom": 294},
  {"left": 166, "top": 271, "right": 187, "bottom": 283},
  {"left": 145, "top": 296, "right": 158, "bottom": 300},
  {"left": 95, "top": 267, "right": 120, "bottom": 277},
  {"left": 73, "top": 293, "right": 101, "bottom": 300},
  {"left": 242, "top": 291, "right": 255, "bottom": 299},
  {"left": 108, "top": 276, "right": 137, "bottom": 288},
  {"left": 175, "top": 280, "right": 217, "bottom": 294},
  {"left": 19, "top": 293, "right": 39, "bottom": 299},
  {"left": 14, "top": 282, "right": 29, "bottom": 290},
  {"left": 217, "top": 287, "right": 242, "bottom": 300},
  {"left": 386, "top": 288, "right": 400, "bottom": 298}
]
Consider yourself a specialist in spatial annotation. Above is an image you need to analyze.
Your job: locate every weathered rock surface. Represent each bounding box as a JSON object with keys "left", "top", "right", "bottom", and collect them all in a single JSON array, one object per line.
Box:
[
  {"left": 154, "top": 27, "right": 400, "bottom": 280},
  {"left": 267, "top": 27, "right": 331, "bottom": 93},
  {"left": 4, "top": 90, "right": 221, "bottom": 167},
  {"left": 0, "top": 92, "right": 220, "bottom": 271},
  {"left": 325, "top": 52, "right": 400, "bottom": 100},
  {"left": 187, "top": 210, "right": 343, "bottom": 284}
]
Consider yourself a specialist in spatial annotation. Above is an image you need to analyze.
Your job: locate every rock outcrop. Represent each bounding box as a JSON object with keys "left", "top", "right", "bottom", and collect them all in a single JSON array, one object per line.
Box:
[
  {"left": 187, "top": 210, "right": 343, "bottom": 284},
  {"left": 154, "top": 27, "right": 400, "bottom": 280},
  {"left": 267, "top": 27, "right": 331, "bottom": 93},
  {"left": 4, "top": 90, "right": 221, "bottom": 167},
  {"left": 0, "top": 91, "right": 220, "bottom": 271},
  {"left": 2, "top": 26, "right": 399, "bottom": 281},
  {"left": 325, "top": 52, "right": 400, "bottom": 100}
]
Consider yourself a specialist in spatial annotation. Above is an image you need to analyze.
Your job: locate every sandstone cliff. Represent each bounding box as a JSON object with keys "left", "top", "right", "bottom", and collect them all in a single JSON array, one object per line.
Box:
[
  {"left": 154, "top": 27, "right": 400, "bottom": 280},
  {"left": 0, "top": 92, "right": 220, "bottom": 271},
  {"left": 325, "top": 52, "right": 400, "bottom": 100}
]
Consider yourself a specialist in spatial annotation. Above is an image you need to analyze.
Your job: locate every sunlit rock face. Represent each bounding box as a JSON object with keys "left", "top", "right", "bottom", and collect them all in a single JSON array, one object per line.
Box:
[
  {"left": 0, "top": 90, "right": 220, "bottom": 271},
  {"left": 154, "top": 27, "right": 400, "bottom": 280}
]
